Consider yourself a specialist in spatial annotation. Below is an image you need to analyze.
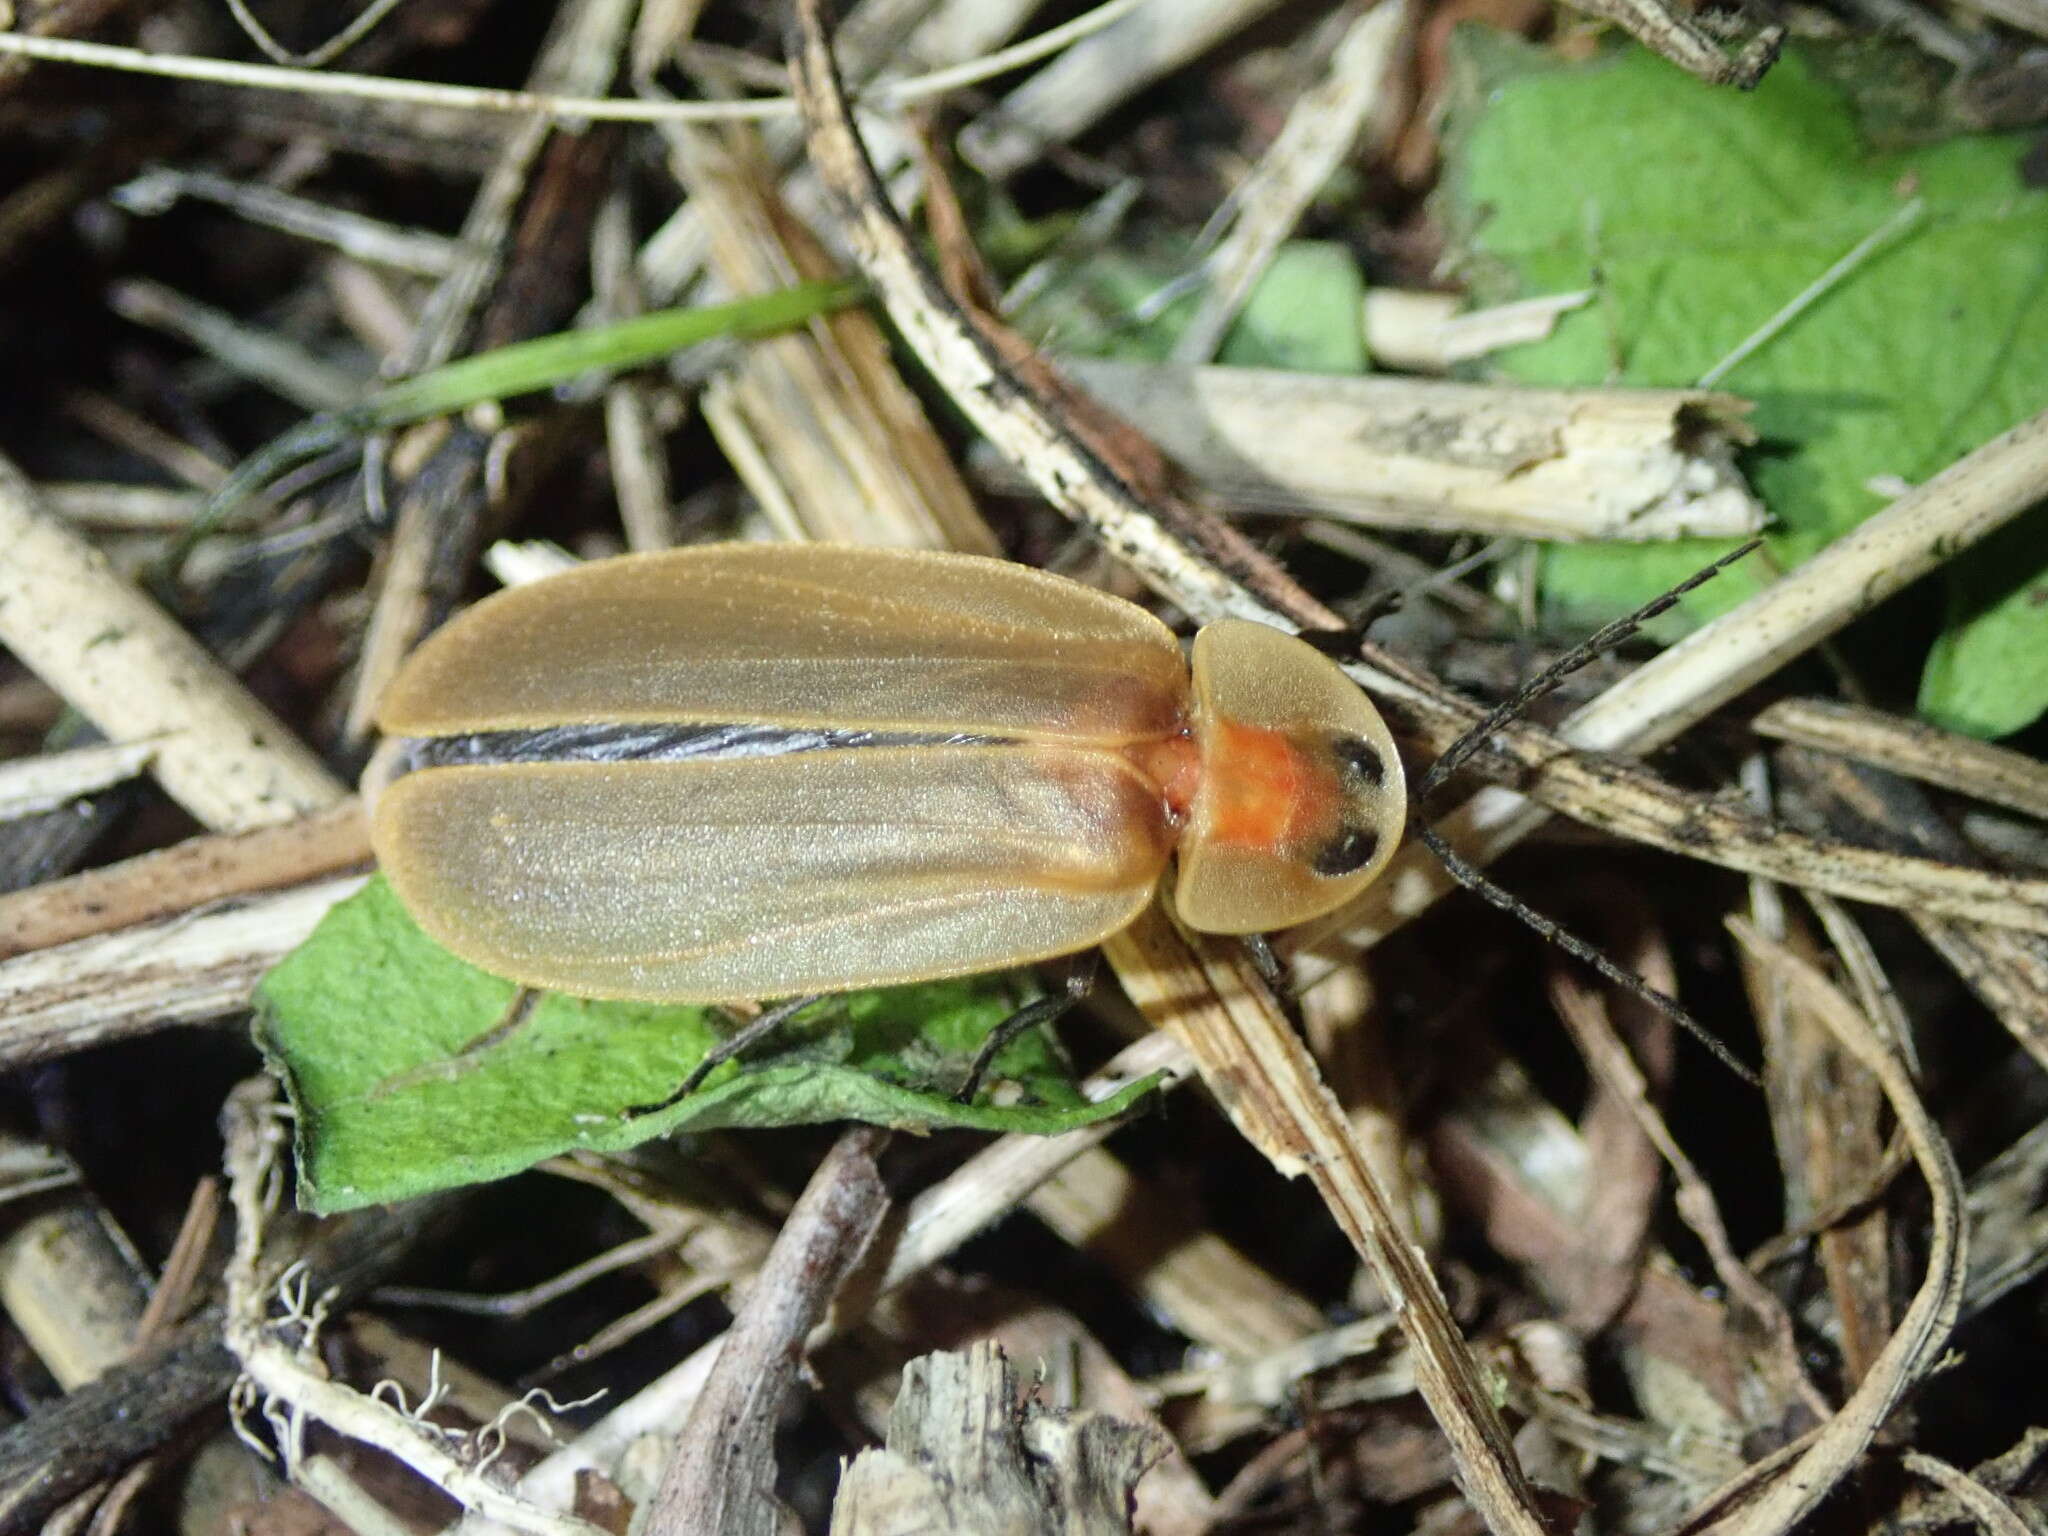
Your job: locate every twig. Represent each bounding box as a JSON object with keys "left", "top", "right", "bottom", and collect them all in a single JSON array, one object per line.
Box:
[
  {"left": 112, "top": 168, "right": 464, "bottom": 276},
  {"left": 1431, "top": 1054, "right": 1751, "bottom": 1426},
  {"left": 1416, "top": 543, "right": 1759, "bottom": 805},
  {"left": 639, "top": 1127, "right": 891, "bottom": 1536},
  {"left": 1754, "top": 698, "right": 2048, "bottom": 824},
  {"left": 0, "top": 1140, "right": 149, "bottom": 1391},
  {"left": 293, "top": 1456, "right": 419, "bottom": 1536},
  {"left": 1900, "top": 1452, "right": 2037, "bottom": 1536},
  {"left": 992, "top": 359, "right": 1765, "bottom": 541},
  {"left": 1023, "top": 1144, "right": 1325, "bottom": 1358},
  {"left": 0, "top": 1192, "right": 454, "bottom": 1529},
  {"left": 1364, "top": 288, "right": 1594, "bottom": 372},
  {"left": 0, "top": 738, "right": 158, "bottom": 822},
  {"left": 1769, "top": 746, "right": 2048, "bottom": 1073},
  {"left": 62, "top": 392, "right": 228, "bottom": 490},
  {"left": 375, "top": 1227, "right": 692, "bottom": 1319},
  {"left": 343, "top": 0, "right": 634, "bottom": 746},
  {"left": 1961, "top": 1121, "right": 2048, "bottom": 1317},
  {"left": 34, "top": 482, "right": 209, "bottom": 530},
  {"left": 0, "top": 1315, "right": 234, "bottom": 1530},
  {"left": 1566, "top": 407, "right": 2048, "bottom": 757},
  {"left": 832, "top": 1342, "right": 1168, "bottom": 1531},
  {"left": 1101, "top": 902, "right": 1554, "bottom": 1536},
  {"left": 1387, "top": 661, "right": 2048, "bottom": 941},
  {"left": 1561, "top": 0, "right": 1783, "bottom": 85},
  {"left": 591, "top": 188, "right": 676, "bottom": 552},
  {"left": 658, "top": 117, "right": 998, "bottom": 552},
  {"left": 0, "top": 800, "right": 370, "bottom": 960},
  {"left": 792, "top": 5, "right": 1340, "bottom": 631},
  {"left": 1787, "top": 895, "right": 1904, "bottom": 1385},
  {"left": 0, "top": 452, "right": 345, "bottom": 830},
  {"left": 960, "top": 0, "right": 1296, "bottom": 178},
  {"left": 878, "top": 1031, "right": 1192, "bottom": 1294},
  {"left": 0, "top": 875, "right": 365, "bottom": 1069},
  {"left": 107, "top": 277, "right": 365, "bottom": 411},
  {"left": 221, "top": 0, "right": 406, "bottom": 68},
  {"left": 132, "top": 1177, "right": 221, "bottom": 1348}
]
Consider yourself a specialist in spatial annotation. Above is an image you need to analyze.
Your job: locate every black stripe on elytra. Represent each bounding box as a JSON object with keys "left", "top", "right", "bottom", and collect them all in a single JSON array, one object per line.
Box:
[{"left": 392, "top": 722, "right": 1012, "bottom": 774}]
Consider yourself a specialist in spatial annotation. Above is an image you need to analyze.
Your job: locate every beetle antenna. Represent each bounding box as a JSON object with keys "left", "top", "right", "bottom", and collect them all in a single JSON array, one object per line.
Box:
[
  {"left": 1414, "top": 823, "right": 1759, "bottom": 1085},
  {"left": 1414, "top": 539, "right": 1765, "bottom": 1084},
  {"left": 1417, "top": 538, "right": 1761, "bottom": 806}
]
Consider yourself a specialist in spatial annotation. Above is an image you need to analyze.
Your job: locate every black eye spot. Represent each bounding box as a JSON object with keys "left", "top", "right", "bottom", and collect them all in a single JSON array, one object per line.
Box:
[
  {"left": 1332, "top": 734, "right": 1385, "bottom": 786},
  {"left": 1313, "top": 825, "right": 1379, "bottom": 877}
]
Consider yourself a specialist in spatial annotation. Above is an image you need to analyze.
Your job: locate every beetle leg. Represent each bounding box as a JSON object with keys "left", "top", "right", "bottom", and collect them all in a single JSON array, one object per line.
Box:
[
  {"left": 1239, "top": 931, "right": 1288, "bottom": 993},
  {"left": 460, "top": 987, "right": 543, "bottom": 1058},
  {"left": 953, "top": 957, "right": 1097, "bottom": 1106},
  {"left": 625, "top": 993, "right": 828, "bottom": 1119}
]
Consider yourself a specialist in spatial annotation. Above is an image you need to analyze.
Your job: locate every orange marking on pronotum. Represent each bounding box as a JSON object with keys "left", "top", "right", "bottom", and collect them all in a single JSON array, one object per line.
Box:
[{"left": 1198, "top": 720, "right": 1326, "bottom": 852}]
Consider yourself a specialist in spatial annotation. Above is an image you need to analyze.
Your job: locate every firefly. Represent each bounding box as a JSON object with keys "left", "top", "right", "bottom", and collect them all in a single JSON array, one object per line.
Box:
[{"left": 366, "top": 543, "right": 1406, "bottom": 1003}]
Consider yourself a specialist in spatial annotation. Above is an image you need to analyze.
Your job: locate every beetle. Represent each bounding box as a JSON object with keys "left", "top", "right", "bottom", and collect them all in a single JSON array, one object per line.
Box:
[{"left": 365, "top": 542, "right": 1406, "bottom": 1004}]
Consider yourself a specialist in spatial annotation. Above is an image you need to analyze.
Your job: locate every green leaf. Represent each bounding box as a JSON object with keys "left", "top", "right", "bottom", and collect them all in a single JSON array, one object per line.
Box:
[
  {"left": 1444, "top": 37, "right": 2048, "bottom": 733},
  {"left": 1017, "top": 237, "right": 1367, "bottom": 371},
  {"left": 1916, "top": 511, "right": 2048, "bottom": 737},
  {"left": 255, "top": 879, "right": 1159, "bottom": 1214},
  {"left": 1215, "top": 242, "right": 1369, "bottom": 373}
]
